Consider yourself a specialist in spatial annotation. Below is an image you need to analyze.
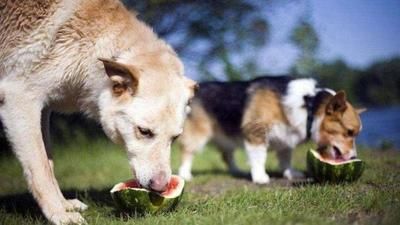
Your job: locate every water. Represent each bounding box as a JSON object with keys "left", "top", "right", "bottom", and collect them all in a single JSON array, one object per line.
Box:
[{"left": 357, "top": 106, "right": 400, "bottom": 148}]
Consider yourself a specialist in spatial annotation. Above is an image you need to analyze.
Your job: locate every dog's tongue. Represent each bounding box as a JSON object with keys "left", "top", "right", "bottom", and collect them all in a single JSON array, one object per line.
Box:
[
  {"left": 332, "top": 153, "right": 342, "bottom": 161},
  {"left": 317, "top": 146, "right": 346, "bottom": 163},
  {"left": 332, "top": 148, "right": 347, "bottom": 162},
  {"left": 320, "top": 155, "right": 346, "bottom": 164}
]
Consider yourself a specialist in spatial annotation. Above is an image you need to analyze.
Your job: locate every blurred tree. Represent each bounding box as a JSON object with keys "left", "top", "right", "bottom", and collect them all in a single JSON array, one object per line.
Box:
[
  {"left": 123, "top": 0, "right": 274, "bottom": 80},
  {"left": 357, "top": 57, "right": 400, "bottom": 106},
  {"left": 289, "top": 19, "right": 320, "bottom": 76},
  {"left": 313, "top": 57, "right": 400, "bottom": 106},
  {"left": 315, "top": 59, "right": 361, "bottom": 103}
]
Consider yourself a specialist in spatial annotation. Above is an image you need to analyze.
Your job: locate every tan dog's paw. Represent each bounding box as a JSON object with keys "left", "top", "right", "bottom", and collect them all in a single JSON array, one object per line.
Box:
[
  {"left": 50, "top": 211, "right": 86, "bottom": 225},
  {"left": 64, "top": 199, "right": 88, "bottom": 212},
  {"left": 283, "top": 168, "right": 305, "bottom": 180}
]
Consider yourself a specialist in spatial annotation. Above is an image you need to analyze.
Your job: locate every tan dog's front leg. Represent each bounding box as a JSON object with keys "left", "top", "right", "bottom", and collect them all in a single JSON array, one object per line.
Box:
[
  {"left": 0, "top": 96, "right": 85, "bottom": 225},
  {"left": 42, "top": 109, "right": 88, "bottom": 212}
]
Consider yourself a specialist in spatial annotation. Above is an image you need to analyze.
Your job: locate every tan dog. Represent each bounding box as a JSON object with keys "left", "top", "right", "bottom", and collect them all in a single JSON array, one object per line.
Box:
[
  {"left": 178, "top": 76, "right": 363, "bottom": 183},
  {"left": 0, "top": 0, "right": 195, "bottom": 224}
]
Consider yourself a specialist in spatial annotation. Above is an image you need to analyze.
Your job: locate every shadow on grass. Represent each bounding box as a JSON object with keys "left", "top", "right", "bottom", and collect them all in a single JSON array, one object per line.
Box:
[
  {"left": 0, "top": 188, "right": 178, "bottom": 220},
  {"left": 192, "top": 168, "right": 286, "bottom": 178},
  {"left": 0, "top": 170, "right": 316, "bottom": 219},
  {"left": 0, "top": 188, "right": 114, "bottom": 219}
]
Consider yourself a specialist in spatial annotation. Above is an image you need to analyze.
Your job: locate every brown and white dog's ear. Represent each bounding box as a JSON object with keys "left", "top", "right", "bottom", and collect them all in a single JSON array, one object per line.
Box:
[
  {"left": 98, "top": 58, "right": 139, "bottom": 96},
  {"left": 326, "top": 90, "right": 347, "bottom": 115},
  {"left": 356, "top": 107, "right": 367, "bottom": 114}
]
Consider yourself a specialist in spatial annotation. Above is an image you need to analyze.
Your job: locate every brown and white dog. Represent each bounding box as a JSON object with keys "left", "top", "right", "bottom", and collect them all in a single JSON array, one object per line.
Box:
[
  {"left": 178, "top": 76, "right": 364, "bottom": 184},
  {"left": 0, "top": 0, "right": 195, "bottom": 224}
]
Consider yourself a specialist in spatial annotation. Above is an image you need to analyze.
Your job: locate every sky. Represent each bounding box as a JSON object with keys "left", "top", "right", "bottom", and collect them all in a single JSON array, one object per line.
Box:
[{"left": 258, "top": 0, "right": 400, "bottom": 74}]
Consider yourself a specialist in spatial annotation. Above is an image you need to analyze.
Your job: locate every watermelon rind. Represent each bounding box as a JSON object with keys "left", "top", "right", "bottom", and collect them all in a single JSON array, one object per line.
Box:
[
  {"left": 110, "top": 175, "right": 184, "bottom": 214},
  {"left": 307, "top": 149, "right": 365, "bottom": 183}
]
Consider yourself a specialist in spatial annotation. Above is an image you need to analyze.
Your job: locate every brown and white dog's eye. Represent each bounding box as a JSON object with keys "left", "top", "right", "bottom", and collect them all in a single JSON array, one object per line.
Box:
[
  {"left": 346, "top": 129, "right": 355, "bottom": 137},
  {"left": 136, "top": 126, "right": 155, "bottom": 139}
]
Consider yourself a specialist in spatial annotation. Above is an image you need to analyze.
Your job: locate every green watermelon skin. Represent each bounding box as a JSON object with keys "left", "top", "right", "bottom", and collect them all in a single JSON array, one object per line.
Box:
[
  {"left": 307, "top": 150, "right": 365, "bottom": 183},
  {"left": 111, "top": 188, "right": 183, "bottom": 214}
]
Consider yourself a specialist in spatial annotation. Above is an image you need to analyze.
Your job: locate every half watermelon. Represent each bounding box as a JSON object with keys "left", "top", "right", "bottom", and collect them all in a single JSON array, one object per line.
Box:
[
  {"left": 307, "top": 149, "right": 365, "bottom": 183},
  {"left": 110, "top": 175, "right": 184, "bottom": 214}
]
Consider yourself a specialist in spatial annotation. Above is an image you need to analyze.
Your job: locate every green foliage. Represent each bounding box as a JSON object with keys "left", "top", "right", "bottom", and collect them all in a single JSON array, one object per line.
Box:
[
  {"left": 315, "top": 57, "right": 400, "bottom": 106},
  {"left": 290, "top": 20, "right": 319, "bottom": 54},
  {"left": 123, "top": 0, "right": 272, "bottom": 80},
  {"left": 219, "top": 53, "right": 259, "bottom": 81},
  {"left": 357, "top": 57, "right": 400, "bottom": 106},
  {"left": 290, "top": 19, "right": 320, "bottom": 76},
  {"left": 314, "top": 59, "right": 361, "bottom": 103},
  {"left": 291, "top": 56, "right": 320, "bottom": 76}
]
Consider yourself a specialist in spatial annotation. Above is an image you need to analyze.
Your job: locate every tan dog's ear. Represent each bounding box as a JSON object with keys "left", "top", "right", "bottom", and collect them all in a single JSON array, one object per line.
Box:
[
  {"left": 326, "top": 90, "right": 347, "bottom": 115},
  {"left": 356, "top": 107, "right": 367, "bottom": 114},
  {"left": 184, "top": 77, "right": 199, "bottom": 96},
  {"left": 99, "top": 58, "right": 139, "bottom": 96}
]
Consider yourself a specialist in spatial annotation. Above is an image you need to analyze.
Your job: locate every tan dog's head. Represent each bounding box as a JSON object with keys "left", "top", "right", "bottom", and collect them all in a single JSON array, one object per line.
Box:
[
  {"left": 98, "top": 51, "right": 196, "bottom": 191},
  {"left": 314, "top": 91, "right": 365, "bottom": 161}
]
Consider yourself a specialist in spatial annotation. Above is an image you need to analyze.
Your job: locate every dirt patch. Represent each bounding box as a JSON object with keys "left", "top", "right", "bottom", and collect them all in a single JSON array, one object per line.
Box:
[
  {"left": 188, "top": 176, "right": 312, "bottom": 196},
  {"left": 345, "top": 211, "right": 385, "bottom": 225}
]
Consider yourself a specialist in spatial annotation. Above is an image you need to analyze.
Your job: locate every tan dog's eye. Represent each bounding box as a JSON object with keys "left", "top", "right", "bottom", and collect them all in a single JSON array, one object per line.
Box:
[
  {"left": 137, "top": 126, "right": 155, "bottom": 139},
  {"left": 172, "top": 135, "right": 180, "bottom": 142}
]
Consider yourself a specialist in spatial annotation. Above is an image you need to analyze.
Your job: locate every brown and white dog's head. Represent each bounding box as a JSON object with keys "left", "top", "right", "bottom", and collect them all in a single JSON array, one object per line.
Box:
[
  {"left": 98, "top": 51, "right": 196, "bottom": 192},
  {"left": 313, "top": 91, "right": 365, "bottom": 161}
]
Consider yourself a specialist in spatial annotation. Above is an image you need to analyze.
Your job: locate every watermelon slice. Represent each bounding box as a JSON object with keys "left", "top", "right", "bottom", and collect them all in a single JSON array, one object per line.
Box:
[
  {"left": 307, "top": 149, "right": 365, "bottom": 183},
  {"left": 110, "top": 175, "right": 184, "bottom": 214}
]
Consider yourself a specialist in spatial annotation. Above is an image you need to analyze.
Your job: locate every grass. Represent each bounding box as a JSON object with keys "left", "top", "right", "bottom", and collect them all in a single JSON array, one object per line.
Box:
[{"left": 0, "top": 138, "right": 399, "bottom": 225}]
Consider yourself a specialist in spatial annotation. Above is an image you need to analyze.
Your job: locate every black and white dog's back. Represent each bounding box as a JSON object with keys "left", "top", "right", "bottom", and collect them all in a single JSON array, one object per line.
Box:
[
  {"left": 196, "top": 76, "right": 292, "bottom": 136},
  {"left": 178, "top": 76, "right": 363, "bottom": 183}
]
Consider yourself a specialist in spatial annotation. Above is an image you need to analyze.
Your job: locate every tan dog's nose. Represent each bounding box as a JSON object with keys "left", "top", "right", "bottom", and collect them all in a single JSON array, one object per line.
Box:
[{"left": 149, "top": 171, "right": 168, "bottom": 192}]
